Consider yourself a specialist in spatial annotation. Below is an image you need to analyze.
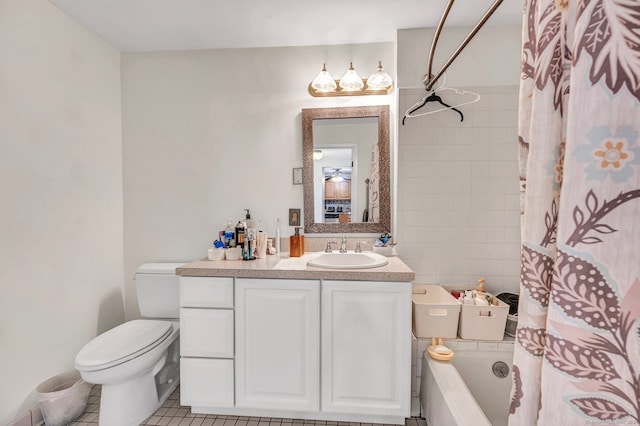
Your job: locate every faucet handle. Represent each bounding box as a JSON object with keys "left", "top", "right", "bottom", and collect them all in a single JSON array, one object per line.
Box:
[
  {"left": 325, "top": 241, "right": 337, "bottom": 253},
  {"left": 355, "top": 241, "right": 370, "bottom": 253}
]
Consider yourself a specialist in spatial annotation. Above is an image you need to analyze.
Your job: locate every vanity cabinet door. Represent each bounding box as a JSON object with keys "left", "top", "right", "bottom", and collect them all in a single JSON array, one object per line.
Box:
[
  {"left": 321, "top": 280, "right": 411, "bottom": 417},
  {"left": 235, "top": 278, "right": 320, "bottom": 411},
  {"left": 180, "top": 358, "right": 234, "bottom": 407},
  {"left": 180, "top": 308, "right": 234, "bottom": 358}
]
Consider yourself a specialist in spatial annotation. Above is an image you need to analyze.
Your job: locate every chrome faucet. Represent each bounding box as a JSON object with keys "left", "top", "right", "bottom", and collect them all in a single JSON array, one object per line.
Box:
[
  {"left": 339, "top": 235, "right": 348, "bottom": 253},
  {"left": 325, "top": 241, "right": 337, "bottom": 253}
]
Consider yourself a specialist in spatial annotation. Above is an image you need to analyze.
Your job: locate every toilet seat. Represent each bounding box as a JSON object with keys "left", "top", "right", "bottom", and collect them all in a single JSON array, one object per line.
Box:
[{"left": 76, "top": 320, "right": 173, "bottom": 371}]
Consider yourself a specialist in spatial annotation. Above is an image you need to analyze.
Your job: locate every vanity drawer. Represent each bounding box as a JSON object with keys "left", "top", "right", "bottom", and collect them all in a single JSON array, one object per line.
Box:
[
  {"left": 180, "top": 276, "right": 234, "bottom": 308},
  {"left": 180, "top": 308, "right": 234, "bottom": 358},
  {"left": 181, "top": 358, "right": 234, "bottom": 407}
]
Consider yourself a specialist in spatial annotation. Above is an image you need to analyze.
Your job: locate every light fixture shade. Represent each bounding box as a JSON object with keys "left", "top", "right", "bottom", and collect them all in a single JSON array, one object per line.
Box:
[
  {"left": 313, "top": 149, "right": 323, "bottom": 160},
  {"left": 311, "top": 64, "right": 337, "bottom": 92},
  {"left": 366, "top": 61, "right": 393, "bottom": 90},
  {"left": 339, "top": 62, "right": 364, "bottom": 91}
]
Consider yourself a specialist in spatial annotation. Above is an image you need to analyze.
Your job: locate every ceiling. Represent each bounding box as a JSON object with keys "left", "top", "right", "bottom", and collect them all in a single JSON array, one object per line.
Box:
[{"left": 49, "top": 0, "right": 523, "bottom": 52}]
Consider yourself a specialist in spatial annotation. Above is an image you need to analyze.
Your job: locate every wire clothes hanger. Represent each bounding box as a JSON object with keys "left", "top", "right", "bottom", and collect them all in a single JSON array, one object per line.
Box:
[
  {"left": 402, "top": 0, "right": 504, "bottom": 125},
  {"left": 403, "top": 90, "right": 463, "bottom": 125},
  {"left": 402, "top": 80, "right": 481, "bottom": 125}
]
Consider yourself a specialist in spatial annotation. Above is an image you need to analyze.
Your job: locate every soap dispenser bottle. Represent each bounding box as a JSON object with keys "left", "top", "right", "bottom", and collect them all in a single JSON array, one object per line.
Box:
[
  {"left": 244, "top": 209, "right": 257, "bottom": 230},
  {"left": 290, "top": 227, "right": 304, "bottom": 257}
]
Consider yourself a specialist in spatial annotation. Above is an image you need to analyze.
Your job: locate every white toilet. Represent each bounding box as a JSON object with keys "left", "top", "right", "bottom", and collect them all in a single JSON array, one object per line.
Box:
[{"left": 75, "top": 263, "right": 183, "bottom": 426}]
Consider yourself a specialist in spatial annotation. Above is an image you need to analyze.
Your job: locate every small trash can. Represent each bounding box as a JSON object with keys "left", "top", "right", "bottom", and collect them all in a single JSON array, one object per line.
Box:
[
  {"left": 497, "top": 292, "right": 519, "bottom": 337},
  {"left": 35, "top": 370, "right": 93, "bottom": 426}
]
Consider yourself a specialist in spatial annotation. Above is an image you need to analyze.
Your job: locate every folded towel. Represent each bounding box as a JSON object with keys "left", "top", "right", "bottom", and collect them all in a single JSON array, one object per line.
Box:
[{"left": 273, "top": 256, "right": 309, "bottom": 270}]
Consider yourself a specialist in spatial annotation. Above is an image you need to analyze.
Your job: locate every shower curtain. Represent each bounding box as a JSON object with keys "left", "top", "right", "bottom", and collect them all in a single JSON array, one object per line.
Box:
[{"left": 510, "top": 0, "right": 640, "bottom": 424}]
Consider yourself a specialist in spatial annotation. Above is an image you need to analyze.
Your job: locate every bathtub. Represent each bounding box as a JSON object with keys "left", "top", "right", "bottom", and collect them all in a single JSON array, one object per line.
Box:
[{"left": 420, "top": 350, "right": 513, "bottom": 426}]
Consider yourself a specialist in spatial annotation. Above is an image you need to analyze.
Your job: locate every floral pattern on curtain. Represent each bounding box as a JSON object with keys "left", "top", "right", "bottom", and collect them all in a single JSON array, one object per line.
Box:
[{"left": 510, "top": 0, "right": 640, "bottom": 424}]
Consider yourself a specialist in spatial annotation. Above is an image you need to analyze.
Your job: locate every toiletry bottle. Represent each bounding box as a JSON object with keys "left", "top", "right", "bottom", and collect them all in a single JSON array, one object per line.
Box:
[
  {"left": 476, "top": 278, "right": 486, "bottom": 297},
  {"left": 290, "top": 227, "right": 304, "bottom": 257},
  {"left": 275, "top": 218, "right": 281, "bottom": 254},
  {"left": 235, "top": 221, "right": 246, "bottom": 248},
  {"left": 257, "top": 219, "right": 267, "bottom": 258},
  {"left": 267, "top": 239, "right": 276, "bottom": 255},
  {"left": 244, "top": 209, "right": 257, "bottom": 230},
  {"left": 242, "top": 228, "right": 249, "bottom": 259},
  {"left": 243, "top": 227, "right": 256, "bottom": 260},
  {"left": 224, "top": 219, "right": 235, "bottom": 248}
]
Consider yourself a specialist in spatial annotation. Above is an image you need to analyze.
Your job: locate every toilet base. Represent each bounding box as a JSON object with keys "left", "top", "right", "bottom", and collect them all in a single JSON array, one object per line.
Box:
[
  {"left": 95, "top": 335, "right": 180, "bottom": 425},
  {"left": 99, "top": 374, "right": 163, "bottom": 426}
]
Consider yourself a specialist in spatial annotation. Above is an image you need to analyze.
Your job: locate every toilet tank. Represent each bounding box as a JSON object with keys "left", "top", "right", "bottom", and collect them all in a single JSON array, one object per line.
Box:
[{"left": 136, "top": 263, "right": 184, "bottom": 318}]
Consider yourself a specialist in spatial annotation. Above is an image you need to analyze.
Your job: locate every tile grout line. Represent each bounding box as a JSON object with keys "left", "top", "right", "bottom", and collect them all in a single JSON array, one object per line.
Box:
[{"left": 65, "top": 385, "right": 426, "bottom": 426}]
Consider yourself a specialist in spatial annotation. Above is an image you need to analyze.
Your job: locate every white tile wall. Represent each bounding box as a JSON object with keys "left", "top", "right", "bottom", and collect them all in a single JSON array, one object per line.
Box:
[{"left": 397, "top": 86, "right": 521, "bottom": 296}]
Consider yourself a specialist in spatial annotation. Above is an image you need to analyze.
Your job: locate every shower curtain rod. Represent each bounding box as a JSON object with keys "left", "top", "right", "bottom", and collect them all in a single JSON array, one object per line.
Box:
[{"left": 423, "top": 0, "right": 504, "bottom": 91}]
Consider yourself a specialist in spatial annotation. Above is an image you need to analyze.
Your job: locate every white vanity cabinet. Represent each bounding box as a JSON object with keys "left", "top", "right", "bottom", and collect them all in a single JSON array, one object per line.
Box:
[
  {"left": 235, "top": 278, "right": 320, "bottom": 411},
  {"left": 178, "top": 272, "right": 411, "bottom": 424},
  {"left": 179, "top": 277, "right": 235, "bottom": 407},
  {"left": 321, "top": 280, "right": 411, "bottom": 417}
]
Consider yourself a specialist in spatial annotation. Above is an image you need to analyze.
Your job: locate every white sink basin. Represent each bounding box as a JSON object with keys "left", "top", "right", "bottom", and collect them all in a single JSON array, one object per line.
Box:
[{"left": 307, "top": 251, "right": 388, "bottom": 269}]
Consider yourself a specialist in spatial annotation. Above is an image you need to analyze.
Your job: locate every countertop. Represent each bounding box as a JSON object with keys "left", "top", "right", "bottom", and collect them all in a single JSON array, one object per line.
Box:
[{"left": 176, "top": 252, "right": 415, "bottom": 282}]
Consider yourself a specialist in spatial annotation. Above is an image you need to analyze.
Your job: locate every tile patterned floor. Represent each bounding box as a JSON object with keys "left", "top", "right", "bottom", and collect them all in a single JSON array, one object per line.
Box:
[{"left": 71, "top": 385, "right": 427, "bottom": 426}]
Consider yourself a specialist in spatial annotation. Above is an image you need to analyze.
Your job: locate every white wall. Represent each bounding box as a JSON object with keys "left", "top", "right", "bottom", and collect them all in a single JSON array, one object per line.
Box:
[
  {"left": 121, "top": 44, "right": 396, "bottom": 319},
  {"left": 0, "top": 1, "right": 123, "bottom": 423},
  {"left": 396, "top": 26, "right": 522, "bottom": 294},
  {"left": 397, "top": 26, "right": 522, "bottom": 88}
]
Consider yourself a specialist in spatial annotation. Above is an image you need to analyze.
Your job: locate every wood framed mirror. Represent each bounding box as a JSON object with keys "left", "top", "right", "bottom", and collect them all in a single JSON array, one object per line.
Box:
[{"left": 302, "top": 105, "right": 391, "bottom": 234}]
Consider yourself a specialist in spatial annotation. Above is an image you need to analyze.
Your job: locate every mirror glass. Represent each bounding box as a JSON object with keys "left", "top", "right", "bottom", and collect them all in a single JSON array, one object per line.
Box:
[{"left": 302, "top": 105, "right": 390, "bottom": 233}]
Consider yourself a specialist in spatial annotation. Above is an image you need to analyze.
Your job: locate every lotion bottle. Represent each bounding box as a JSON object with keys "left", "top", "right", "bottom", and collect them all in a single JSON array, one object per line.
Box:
[
  {"left": 290, "top": 227, "right": 304, "bottom": 257},
  {"left": 256, "top": 219, "right": 267, "bottom": 258}
]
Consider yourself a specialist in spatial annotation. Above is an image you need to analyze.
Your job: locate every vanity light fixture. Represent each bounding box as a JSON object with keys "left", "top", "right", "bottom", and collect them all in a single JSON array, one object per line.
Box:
[
  {"left": 313, "top": 149, "right": 324, "bottom": 160},
  {"left": 366, "top": 61, "right": 394, "bottom": 90},
  {"left": 339, "top": 62, "right": 365, "bottom": 91},
  {"left": 310, "top": 64, "right": 337, "bottom": 92},
  {"left": 308, "top": 61, "right": 394, "bottom": 97}
]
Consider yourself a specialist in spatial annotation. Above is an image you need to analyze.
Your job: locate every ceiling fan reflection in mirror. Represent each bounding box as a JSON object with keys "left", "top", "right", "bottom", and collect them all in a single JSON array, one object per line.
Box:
[{"left": 324, "top": 167, "right": 352, "bottom": 181}]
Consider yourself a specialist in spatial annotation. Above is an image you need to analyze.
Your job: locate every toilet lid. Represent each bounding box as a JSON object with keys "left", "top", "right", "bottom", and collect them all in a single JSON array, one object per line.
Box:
[{"left": 75, "top": 320, "right": 173, "bottom": 371}]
